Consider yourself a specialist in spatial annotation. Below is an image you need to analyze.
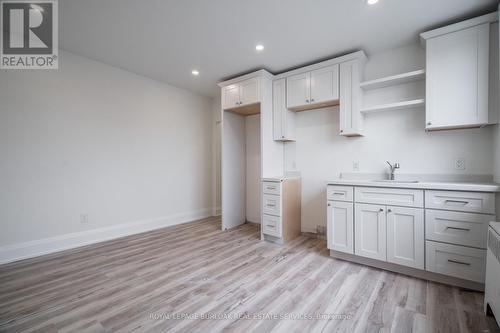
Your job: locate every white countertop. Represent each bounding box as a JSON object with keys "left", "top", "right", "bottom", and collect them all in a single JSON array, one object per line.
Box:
[
  {"left": 327, "top": 179, "right": 500, "bottom": 192},
  {"left": 263, "top": 176, "right": 301, "bottom": 183}
]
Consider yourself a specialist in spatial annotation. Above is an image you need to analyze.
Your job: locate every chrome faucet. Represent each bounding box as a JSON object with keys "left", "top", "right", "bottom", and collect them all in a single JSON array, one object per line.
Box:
[{"left": 386, "top": 161, "right": 400, "bottom": 180}]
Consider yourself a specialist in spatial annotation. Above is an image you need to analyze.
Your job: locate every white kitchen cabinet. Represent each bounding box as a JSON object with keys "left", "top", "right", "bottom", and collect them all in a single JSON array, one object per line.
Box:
[
  {"left": 327, "top": 201, "right": 354, "bottom": 254},
  {"left": 310, "top": 65, "right": 339, "bottom": 104},
  {"left": 339, "top": 60, "right": 363, "bottom": 136},
  {"left": 222, "top": 78, "right": 261, "bottom": 110},
  {"left": 286, "top": 65, "right": 339, "bottom": 110},
  {"left": 386, "top": 206, "right": 424, "bottom": 269},
  {"left": 286, "top": 72, "right": 310, "bottom": 109},
  {"left": 261, "top": 178, "right": 301, "bottom": 243},
  {"left": 355, "top": 203, "right": 387, "bottom": 261},
  {"left": 223, "top": 84, "right": 241, "bottom": 110},
  {"left": 423, "top": 23, "right": 490, "bottom": 130},
  {"left": 273, "top": 79, "right": 296, "bottom": 141}
]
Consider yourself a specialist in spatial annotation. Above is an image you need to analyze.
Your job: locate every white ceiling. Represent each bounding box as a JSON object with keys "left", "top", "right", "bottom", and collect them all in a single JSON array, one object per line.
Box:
[{"left": 60, "top": 0, "right": 498, "bottom": 97}]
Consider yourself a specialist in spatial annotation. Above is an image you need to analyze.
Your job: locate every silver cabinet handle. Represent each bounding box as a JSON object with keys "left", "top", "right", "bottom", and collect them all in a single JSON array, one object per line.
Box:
[
  {"left": 306, "top": 99, "right": 310, "bottom": 103},
  {"left": 427, "top": 122, "right": 432, "bottom": 126},
  {"left": 266, "top": 224, "right": 275, "bottom": 228},
  {"left": 266, "top": 186, "right": 275, "bottom": 190},
  {"left": 332, "top": 192, "right": 344, "bottom": 195},
  {"left": 267, "top": 204, "right": 276, "bottom": 207},
  {"left": 387, "top": 209, "right": 392, "bottom": 213},
  {"left": 444, "top": 200, "right": 469, "bottom": 205},
  {"left": 448, "top": 259, "right": 471, "bottom": 266},
  {"left": 311, "top": 98, "right": 315, "bottom": 102},
  {"left": 446, "top": 226, "right": 471, "bottom": 232},
  {"left": 340, "top": 130, "right": 344, "bottom": 133},
  {"left": 327, "top": 203, "right": 331, "bottom": 207},
  {"left": 379, "top": 208, "right": 384, "bottom": 212}
]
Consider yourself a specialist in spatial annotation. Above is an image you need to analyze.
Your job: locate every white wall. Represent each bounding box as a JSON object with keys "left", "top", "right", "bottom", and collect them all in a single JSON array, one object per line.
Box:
[
  {"left": 246, "top": 115, "right": 261, "bottom": 224},
  {"left": 285, "top": 43, "right": 496, "bottom": 232},
  {"left": 0, "top": 50, "right": 214, "bottom": 249}
]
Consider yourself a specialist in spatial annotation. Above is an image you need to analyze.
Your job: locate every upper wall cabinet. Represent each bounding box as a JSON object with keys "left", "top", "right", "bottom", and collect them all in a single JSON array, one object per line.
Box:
[
  {"left": 222, "top": 77, "right": 261, "bottom": 110},
  {"left": 339, "top": 60, "right": 363, "bottom": 136},
  {"left": 421, "top": 13, "right": 498, "bottom": 130},
  {"left": 273, "top": 79, "right": 296, "bottom": 141},
  {"left": 286, "top": 65, "right": 339, "bottom": 110}
]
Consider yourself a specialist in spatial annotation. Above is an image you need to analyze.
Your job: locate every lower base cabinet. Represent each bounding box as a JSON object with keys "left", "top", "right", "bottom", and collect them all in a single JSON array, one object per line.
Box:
[
  {"left": 327, "top": 201, "right": 354, "bottom": 254},
  {"left": 354, "top": 203, "right": 387, "bottom": 261},
  {"left": 387, "top": 206, "right": 424, "bottom": 269}
]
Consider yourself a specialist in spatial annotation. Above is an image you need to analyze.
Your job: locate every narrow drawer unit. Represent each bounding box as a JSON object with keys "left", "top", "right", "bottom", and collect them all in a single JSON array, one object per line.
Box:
[
  {"left": 426, "top": 210, "right": 493, "bottom": 249},
  {"left": 262, "top": 181, "right": 281, "bottom": 195},
  {"left": 426, "top": 240, "right": 486, "bottom": 283},
  {"left": 327, "top": 185, "right": 353, "bottom": 202},
  {"left": 355, "top": 187, "right": 423, "bottom": 208},
  {"left": 425, "top": 190, "right": 495, "bottom": 214},
  {"left": 262, "top": 193, "right": 281, "bottom": 216},
  {"left": 262, "top": 214, "right": 282, "bottom": 238}
]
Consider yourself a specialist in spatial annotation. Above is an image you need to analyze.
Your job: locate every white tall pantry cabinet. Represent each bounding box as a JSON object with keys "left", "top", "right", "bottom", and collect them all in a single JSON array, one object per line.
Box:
[{"left": 218, "top": 70, "right": 284, "bottom": 232}]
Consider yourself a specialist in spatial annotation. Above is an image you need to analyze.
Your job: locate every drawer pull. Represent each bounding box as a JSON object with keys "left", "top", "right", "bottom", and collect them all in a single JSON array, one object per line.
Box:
[
  {"left": 447, "top": 259, "right": 471, "bottom": 266},
  {"left": 266, "top": 224, "right": 275, "bottom": 228},
  {"left": 266, "top": 186, "right": 276, "bottom": 190},
  {"left": 445, "top": 226, "right": 471, "bottom": 232},
  {"left": 444, "top": 200, "right": 469, "bottom": 205},
  {"left": 266, "top": 204, "right": 276, "bottom": 207},
  {"left": 332, "top": 192, "right": 345, "bottom": 195}
]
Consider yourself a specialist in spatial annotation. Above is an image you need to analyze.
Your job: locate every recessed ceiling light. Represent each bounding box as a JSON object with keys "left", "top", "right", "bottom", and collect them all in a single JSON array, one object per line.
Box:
[
  {"left": 367, "top": 0, "right": 379, "bottom": 5},
  {"left": 191, "top": 69, "right": 199, "bottom": 76},
  {"left": 255, "top": 44, "right": 264, "bottom": 51}
]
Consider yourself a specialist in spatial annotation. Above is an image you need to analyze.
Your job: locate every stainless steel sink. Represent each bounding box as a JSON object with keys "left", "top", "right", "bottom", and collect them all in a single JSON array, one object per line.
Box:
[{"left": 373, "top": 180, "right": 419, "bottom": 183}]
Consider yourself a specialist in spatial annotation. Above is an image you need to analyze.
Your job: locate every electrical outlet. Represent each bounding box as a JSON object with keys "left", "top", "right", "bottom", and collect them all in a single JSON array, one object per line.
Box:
[
  {"left": 454, "top": 158, "right": 466, "bottom": 170},
  {"left": 80, "top": 214, "right": 89, "bottom": 224},
  {"left": 353, "top": 161, "right": 360, "bottom": 171}
]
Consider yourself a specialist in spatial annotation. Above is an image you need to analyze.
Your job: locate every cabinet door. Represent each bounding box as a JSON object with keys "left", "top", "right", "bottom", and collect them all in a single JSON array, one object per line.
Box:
[
  {"left": 310, "top": 65, "right": 339, "bottom": 104},
  {"left": 223, "top": 84, "right": 241, "bottom": 109},
  {"left": 339, "top": 60, "right": 363, "bottom": 136},
  {"left": 273, "top": 79, "right": 296, "bottom": 141},
  {"left": 355, "top": 203, "right": 386, "bottom": 261},
  {"left": 327, "top": 201, "right": 354, "bottom": 254},
  {"left": 286, "top": 72, "right": 310, "bottom": 109},
  {"left": 426, "top": 24, "right": 489, "bottom": 130},
  {"left": 386, "top": 206, "right": 424, "bottom": 269},
  {"left": 239, "top": 78, "right": 260, "bottom": 106}
]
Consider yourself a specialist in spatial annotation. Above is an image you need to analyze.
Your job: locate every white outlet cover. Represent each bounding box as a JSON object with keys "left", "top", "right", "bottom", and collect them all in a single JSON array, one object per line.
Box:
[
  {"left": 454, "top": 158, "right": 466, "bottom": 170},
  {"left": 353, "top": 161, "right": 360, "bottom": 171}
]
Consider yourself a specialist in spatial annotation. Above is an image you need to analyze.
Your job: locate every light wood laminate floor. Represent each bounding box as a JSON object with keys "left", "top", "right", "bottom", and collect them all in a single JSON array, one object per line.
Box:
[{"left": 0, "top": 217, "right": 498, "bottom": 333}]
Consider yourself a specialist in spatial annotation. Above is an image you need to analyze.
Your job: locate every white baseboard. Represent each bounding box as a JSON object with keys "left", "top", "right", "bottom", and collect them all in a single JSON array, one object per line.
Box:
[{"left": 0, "top": 208, "right": 214, "bottom": 265}]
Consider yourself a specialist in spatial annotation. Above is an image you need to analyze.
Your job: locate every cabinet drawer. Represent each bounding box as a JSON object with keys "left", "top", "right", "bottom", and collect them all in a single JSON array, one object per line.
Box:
[
  {"left": 263, "top": 181, "right": 281, "bottom": 195},
  {"left": 262, "top": 194, "right": 281, "bottom": 216},
  {"left": 425, "top": 241, "right": 486, "bottom": 283},
  {"left": 425, "top": 190, "right": 495, "bottom": 214},
  {"left": 262, "top": 214, "right": 282, "bottom": 238},
  {"left": 426, "top": 210, "right": 493, "bottom": 249},
  {"left": 355, "top": 187, "right": 423, "bottom": 208},
  {"left": 327, "top": 185, "right": 353, "bottom": 202}
]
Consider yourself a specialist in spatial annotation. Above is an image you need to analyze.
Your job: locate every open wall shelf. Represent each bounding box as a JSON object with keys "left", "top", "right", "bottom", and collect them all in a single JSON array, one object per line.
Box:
[
  {"left": 360, "top": 99, "right": 425, "bottom": 114},
  {"left": 360, "top": 69, "right": 426, "bottom": 90}
]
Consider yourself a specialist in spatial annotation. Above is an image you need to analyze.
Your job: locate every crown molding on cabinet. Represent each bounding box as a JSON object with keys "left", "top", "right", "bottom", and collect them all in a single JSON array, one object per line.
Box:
[
  {"left": 218, "top": 69, "right": 273, "bottom": 88},
  {"left": 420, "top": 11, "right": 498, "bottom": 45},
  {"left": 273, "top": 51, "right": 367, "bottom": 81}
]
